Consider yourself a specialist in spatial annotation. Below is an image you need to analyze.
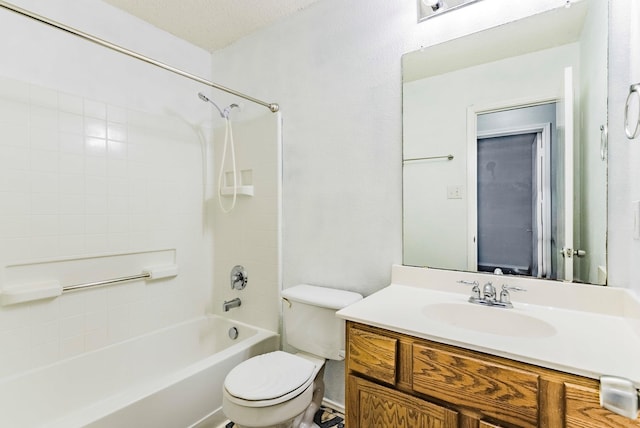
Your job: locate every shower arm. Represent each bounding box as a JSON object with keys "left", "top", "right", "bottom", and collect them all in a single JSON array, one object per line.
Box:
[
  {"left": 0, "top": 0, "right": 280, "bottom": 113},
  {"left": 198, "top": 93, "right": 239, "bottom": 118}
]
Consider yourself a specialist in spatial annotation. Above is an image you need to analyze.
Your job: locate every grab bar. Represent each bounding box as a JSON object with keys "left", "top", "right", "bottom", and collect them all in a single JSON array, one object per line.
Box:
[
  {"left": 1, "top": 264, "right": 178, "bottom": 305},
  {"left": 62, "top": 272, "right": 151, "bottom": 292}
]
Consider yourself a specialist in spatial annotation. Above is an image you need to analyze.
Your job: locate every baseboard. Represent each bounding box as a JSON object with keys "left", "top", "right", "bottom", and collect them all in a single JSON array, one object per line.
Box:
[{"left": 321, "top": 397, "right": 345, "bottom": 414}]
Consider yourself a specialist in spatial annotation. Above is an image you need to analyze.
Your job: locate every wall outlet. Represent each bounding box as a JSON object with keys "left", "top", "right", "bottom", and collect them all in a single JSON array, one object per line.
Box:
[{"left": 447, "top": 185, "right": 463, "bottom": 199}]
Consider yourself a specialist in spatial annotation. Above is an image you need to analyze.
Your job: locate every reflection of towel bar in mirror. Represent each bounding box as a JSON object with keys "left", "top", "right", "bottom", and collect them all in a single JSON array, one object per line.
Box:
[
  {"left": 403, "top": 154, "right": 454, "bottom": 162},
  {"left": 624, "top": 83, "right": 640, "bottom": 139}
]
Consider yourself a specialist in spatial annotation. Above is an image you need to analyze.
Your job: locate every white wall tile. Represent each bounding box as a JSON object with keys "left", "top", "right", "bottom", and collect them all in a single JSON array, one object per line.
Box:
[
  {"left": 29, "top": 150, "right": 59, "bottom": 173},
  {"left": 58, "top": 194, "right": 84, "bottom": 215},
  {"left": 30, "top": 172, "right": 59, "bottom": 194},
  {"left": 59, "top": 293, "right": 85, "bottom": 318},
  {"left": 59, "top": 153, "right": 84, "bottom": 175},
  {"left": 29, "top": 106, "right": 58, "bottom": 131},
  {"left": 0, "top": 216, "right": 28, "bottom": 238},
  {"left": 30, "top": 321, "right": 59, "bottom": 346},
  {"left": 29, "top": 85, "right": 58, "bottom": 109},
  {"left": 84, "top": 100, "right": 107, "bottom": 120},
  {"left": 0, "top": 146, "right": 29, "bottom": 170},
  {"left": 58, "top": 93, "right": 83, "bottom": 115},
  {"left": 60, "top": 335, "right": 84, "bottom": 359},
  {"left": 0, "top": 100, "right": 28, "bottom": 126},
  {"left": 0, "top": 123, "right": 29, "bottom": 147},
  {"left": 30, "top": 339, "right": 59, "bottom": 367},
  {"left": 85, "top": 137, "right": 106, "bottom": 156},
  {"left": 84, "top": 310, "right": 107, "bottom": 331},
  {"left": 85, "top": 157, "right": 107, "bottom": 177},
  {"left": 84, "top": 327, "right": 108, "bottom": 351},
  {"left": 60, "top": 315, "right": 84, "bottom": 339},
  {"left": 28, "top": 215, "right": 59, "bottom": 236},
  {"left": 84, "top": 118, "right": 107, "bottom": 139},
  {"left": 60, "top": 133, "right": 84, "bottom": 154},
  {"left": 58, "top": 235, "right": 85, "bottom": 256},
  {"left": 30, "top": 193, "right": 58, "bottom": 215}
]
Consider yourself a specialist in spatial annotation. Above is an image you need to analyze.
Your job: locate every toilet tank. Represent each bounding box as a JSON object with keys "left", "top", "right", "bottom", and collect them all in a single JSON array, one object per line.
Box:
[{"left": 281, "top": 284, "right": 363, "bottom": 361}]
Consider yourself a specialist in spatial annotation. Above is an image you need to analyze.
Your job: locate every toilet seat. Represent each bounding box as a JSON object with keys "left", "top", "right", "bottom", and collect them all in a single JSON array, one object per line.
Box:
[{"left": 224, "top": 351, "right": 318, "bottom": 407}]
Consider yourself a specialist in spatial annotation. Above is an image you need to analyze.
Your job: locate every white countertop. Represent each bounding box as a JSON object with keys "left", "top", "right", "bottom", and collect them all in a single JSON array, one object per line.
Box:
[{"left": 337, "top": 265, "right": 640, "bottom": 387}]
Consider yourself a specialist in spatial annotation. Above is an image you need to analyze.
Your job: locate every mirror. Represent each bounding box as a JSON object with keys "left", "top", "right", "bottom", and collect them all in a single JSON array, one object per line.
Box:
[{"left": 402, "top": 0, "right": 608, "bottom": 285}]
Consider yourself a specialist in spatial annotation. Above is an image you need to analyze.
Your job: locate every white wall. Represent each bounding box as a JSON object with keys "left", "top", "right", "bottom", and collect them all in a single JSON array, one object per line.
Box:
[
  {"left": 0, "top": 0, "right": 214, "bottom": 378},
  {"left": 608, "top": 0, "right": 640, "bottom": 292}
]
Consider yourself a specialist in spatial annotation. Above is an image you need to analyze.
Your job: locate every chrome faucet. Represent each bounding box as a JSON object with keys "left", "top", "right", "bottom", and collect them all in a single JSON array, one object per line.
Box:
[
  {"left": 460, "top": 280, "right": 526, "bottom": 309},
  {"left": 223, "top": 297, "right": 242, "bottom": 312}
]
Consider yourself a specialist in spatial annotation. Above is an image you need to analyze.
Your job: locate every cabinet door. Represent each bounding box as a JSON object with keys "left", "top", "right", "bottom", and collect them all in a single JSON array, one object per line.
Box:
[
  {"left": 413, "top": 343, "right": 539, "bottom": 427},
  {"left": 347, "top": 375, "right": 458, "bottom": 428},
  {"left": 565, "top": 382, "right": 640, "bottom": 427}
]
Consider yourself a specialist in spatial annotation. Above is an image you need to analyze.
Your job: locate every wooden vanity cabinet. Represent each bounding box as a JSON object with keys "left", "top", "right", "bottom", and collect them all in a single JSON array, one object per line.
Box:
[{"left": 345, "top": 321, "right": 640, "bottom": 428}]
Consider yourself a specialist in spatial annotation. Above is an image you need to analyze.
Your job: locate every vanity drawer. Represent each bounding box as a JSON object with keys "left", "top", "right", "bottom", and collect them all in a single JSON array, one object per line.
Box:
[
  {"left": 412, "top": 343, "right": 539, "bottom": 427},
  {"left": 565, "top": 382, "right": 640, "bottom": 427},
  {"left": 348, "top": 326, "right": 397, "bottom": 386}
]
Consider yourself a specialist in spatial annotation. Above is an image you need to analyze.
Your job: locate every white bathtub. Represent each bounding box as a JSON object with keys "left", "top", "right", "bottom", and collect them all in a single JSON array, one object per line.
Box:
[{"left": 0, "top": 315, "right": 279, "bottom": 428}]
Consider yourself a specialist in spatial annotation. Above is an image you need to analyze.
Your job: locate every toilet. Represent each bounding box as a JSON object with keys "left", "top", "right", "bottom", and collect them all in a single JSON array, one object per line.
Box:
[{"left": 222, "top": 284, "right": 363, "bottom": 428}]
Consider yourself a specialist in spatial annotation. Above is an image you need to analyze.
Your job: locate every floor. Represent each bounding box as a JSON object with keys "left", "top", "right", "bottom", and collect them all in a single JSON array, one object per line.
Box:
[{"left": 223, "top": 404, "right": 345, "bottom": 428}]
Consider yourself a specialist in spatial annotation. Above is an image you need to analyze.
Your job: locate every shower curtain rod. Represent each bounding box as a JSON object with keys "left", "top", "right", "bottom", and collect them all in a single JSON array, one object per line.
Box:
[{"left": 0, "top": 0, "right": 280, "bottom": 113}]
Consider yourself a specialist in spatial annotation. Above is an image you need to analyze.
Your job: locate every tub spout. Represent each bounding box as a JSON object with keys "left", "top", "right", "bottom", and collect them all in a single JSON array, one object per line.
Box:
[{"left": 223, "top": 298, "right": 241, "bottom": 312}]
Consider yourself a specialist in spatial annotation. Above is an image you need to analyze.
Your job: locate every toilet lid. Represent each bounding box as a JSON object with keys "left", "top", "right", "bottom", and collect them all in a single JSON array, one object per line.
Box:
[{"left": 224, "top": 351, "right": 316, "bottom": 401}]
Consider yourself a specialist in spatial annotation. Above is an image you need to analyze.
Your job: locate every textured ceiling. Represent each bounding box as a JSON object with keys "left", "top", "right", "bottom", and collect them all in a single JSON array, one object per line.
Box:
[{"left": 102, "top": 0, "right": 323, "bottom": 52}]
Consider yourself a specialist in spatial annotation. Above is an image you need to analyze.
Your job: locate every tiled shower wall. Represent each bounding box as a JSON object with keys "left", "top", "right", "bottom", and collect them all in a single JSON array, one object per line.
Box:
[
  {"left": 212, "top": 112, "right": 282, "bottom": 334},
  {"left": 0, "top": 0, "right": 215, "bottom": 380},
  {"left": 0, "top": 76, "right": 210, "bottom": 378},
  {"left": 0, "top": 78, "right": 208, "bottom": 376}
]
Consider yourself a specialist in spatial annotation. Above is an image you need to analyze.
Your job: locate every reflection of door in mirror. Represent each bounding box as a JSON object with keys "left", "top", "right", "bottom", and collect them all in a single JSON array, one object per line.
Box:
[{"left": 472, "top": 104, "right": 558, "bottom": 279}]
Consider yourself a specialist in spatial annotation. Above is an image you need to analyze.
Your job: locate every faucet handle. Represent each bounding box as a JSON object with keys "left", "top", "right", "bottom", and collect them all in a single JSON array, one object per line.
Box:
[
  {"left": 458, "top": 280, "right": 481, "bottom": 301},
  {"left": 457, "top": 280, "right": 479, "bottom": 287},
  {"left": 501, "top": 284, "right": 526, "bottom": 292},
  {"left": 499, "top": 284, "right": 526, "bottom": 306}
]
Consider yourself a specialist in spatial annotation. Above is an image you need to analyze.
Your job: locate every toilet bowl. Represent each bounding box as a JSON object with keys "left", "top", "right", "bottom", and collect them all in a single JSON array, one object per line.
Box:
[
  {"left": 223, "top": 351, "right": 325, "bottom": 428},
  {"left": 221, "top": 284, "right": 362, "bottom": 428}
]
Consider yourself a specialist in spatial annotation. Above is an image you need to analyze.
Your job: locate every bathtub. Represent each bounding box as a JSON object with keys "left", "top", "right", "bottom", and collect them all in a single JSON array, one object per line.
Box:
[{"left": 0, "top": 315, "right": 279, "bottom": 428}]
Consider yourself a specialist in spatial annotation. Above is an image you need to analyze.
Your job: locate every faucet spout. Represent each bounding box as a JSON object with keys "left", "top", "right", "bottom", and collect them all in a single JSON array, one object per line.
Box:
[
  {"left": 482, "top": 282, "right": 496, "bottom": 302},
  {"left": 223, "top": 297, "right": 242, "bottom": 312}
]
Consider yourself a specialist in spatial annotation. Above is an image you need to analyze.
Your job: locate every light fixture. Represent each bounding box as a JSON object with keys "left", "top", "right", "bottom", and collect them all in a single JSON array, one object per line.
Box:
[{"left": 418, "top": 0, "right": 481, "bottom": 22}]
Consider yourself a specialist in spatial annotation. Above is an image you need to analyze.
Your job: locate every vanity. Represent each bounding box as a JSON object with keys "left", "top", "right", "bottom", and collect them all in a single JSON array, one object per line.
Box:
[{"left": 337, "top": 265, "right": 640, "bottom": 427}]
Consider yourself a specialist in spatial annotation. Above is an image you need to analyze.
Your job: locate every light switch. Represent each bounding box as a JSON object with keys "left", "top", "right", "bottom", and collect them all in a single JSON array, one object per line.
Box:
[{"left": 447, "top": 185, "right": 463, "bottom": 199}]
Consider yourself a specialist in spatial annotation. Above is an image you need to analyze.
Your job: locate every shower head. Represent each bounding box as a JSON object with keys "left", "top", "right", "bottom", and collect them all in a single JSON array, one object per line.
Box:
[{"left": 197, "top": 92, "right": 239, "bottom": 119}]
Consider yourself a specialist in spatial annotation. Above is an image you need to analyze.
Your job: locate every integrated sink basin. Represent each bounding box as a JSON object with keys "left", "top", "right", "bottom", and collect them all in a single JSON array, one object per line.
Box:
[{"left": 422, "top": 302, "right": 557, "bottom": 338}]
